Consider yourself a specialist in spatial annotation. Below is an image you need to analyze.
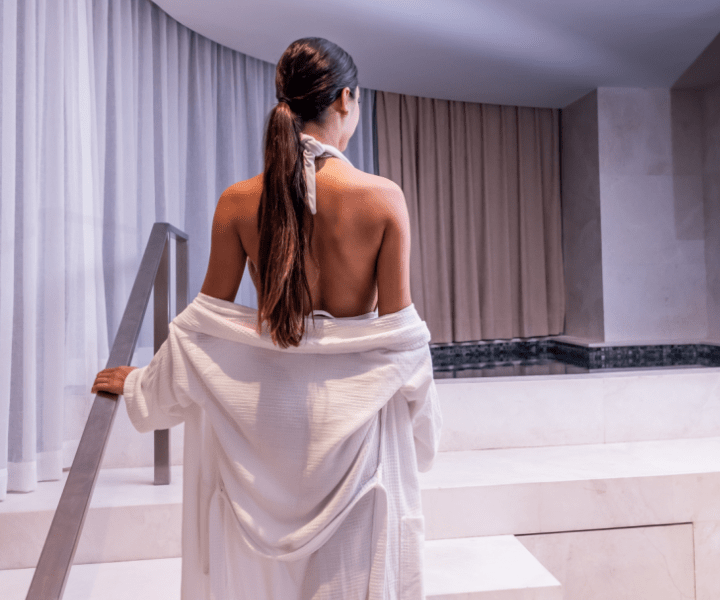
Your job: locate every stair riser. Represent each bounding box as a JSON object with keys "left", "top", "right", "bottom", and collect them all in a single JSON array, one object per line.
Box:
[
  {"left": 0, "top": 504, "right": 182, "bottom": 570},
  {"left": 422, "top": 472, "right": 720, "bottom": 540}
]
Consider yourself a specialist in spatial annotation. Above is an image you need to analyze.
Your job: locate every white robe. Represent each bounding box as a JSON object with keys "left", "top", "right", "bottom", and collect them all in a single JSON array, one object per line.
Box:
[{"left": 122, "top": 292, "right": 442, "bottom": 600}]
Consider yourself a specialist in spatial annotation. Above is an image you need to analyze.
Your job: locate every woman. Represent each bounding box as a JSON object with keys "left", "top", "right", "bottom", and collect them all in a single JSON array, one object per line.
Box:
[{"left": 93, "top": 37, "right": 440, "bottom": 600}]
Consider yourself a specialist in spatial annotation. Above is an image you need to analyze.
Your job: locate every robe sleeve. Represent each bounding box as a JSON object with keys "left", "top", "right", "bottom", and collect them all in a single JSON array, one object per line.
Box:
[
  {"left": 122, "top": 331, "right": 195, "bottom": 434},
  {"left": 399, "top": 348, "right": 442, "bottom": 472}
]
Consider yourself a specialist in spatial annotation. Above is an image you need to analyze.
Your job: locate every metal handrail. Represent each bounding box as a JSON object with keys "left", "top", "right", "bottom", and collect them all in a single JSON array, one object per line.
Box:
[{"left": 25, "top": 222, "right": 189, "bottom": 600}]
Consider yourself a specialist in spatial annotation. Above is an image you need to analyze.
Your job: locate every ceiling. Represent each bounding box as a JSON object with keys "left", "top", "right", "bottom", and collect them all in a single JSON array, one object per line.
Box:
[{"left": 152, "top": 0, "right": 720, "bottom": 108}]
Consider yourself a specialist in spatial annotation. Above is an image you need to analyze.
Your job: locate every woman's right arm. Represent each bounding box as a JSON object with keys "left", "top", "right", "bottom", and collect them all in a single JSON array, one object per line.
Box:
[
  {"left": 376, "top": 182, "right": 412, "bottom": 316},
  {"left": 200, "top": 186, "right": 247, "bottom": 302}
]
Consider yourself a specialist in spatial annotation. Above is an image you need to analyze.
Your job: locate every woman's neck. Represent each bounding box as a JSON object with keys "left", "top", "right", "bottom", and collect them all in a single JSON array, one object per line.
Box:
[{"left": 301, "top": 121, "right": 343, "bottom": 150}]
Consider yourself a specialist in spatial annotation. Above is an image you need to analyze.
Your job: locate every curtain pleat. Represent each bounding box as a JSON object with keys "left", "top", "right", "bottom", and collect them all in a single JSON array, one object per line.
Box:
[
  {"left": 0, "top": 0, "right": 376, "bottom": 499},
  {"left": 376, "top": 91, "right": 564, "bottom": 343}
]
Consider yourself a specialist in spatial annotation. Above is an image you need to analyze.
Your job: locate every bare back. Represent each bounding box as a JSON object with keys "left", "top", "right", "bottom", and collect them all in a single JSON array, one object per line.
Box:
[{"left": 200, "top": 156, "right": 412, "bottom": 318}]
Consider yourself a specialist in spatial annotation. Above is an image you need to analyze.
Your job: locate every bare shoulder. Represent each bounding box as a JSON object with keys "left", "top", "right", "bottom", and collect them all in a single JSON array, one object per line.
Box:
[
  {"left": 358, "top": 171, "right": 403, "bottom": 197},
  {"left": 344, "top": 166, "right": 400, "bottom": 195},
  {"left": 360, "top": 173, "right": 408, "bottom": 233},
  {"left": 214, "top": 175, "right": 263, "bottom": 224},
  {"left": 342, "top": 168, "right": 407, "bottom": 222}
]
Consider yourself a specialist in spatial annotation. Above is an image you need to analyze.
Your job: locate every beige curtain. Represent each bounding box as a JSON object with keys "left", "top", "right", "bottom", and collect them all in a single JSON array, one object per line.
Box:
[{"left": 376, "top": 91, "right": 564, "bottom": 343}]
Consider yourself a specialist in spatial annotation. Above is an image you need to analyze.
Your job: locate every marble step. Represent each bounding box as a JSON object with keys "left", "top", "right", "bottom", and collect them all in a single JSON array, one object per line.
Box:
[
  {"left": 0, "top": 466, "right": 184, "bottom": 570},
  {"left": 421, "top": 435, "right": 720, "bottom": 540},
  {"left": 0, "top": 536, "right": 562, "bottom": 600},
  {"left": 3, "top": 436, "right": 720, "bottom": 569},
  {"left": 436, "top": 367, "right": 720, "bottom": 452}
]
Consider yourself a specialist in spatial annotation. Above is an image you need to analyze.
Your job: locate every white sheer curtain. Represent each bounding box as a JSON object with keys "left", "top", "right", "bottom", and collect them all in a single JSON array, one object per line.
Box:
[
  {"left": 0, "top": 0, "right": 377, "bottom": 500},
  {"left": 0, "top": 0, "right": 105, "bottom": 499}
]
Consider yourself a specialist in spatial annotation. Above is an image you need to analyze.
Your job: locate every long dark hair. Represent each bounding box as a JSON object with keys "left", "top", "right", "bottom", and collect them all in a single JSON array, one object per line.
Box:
[{"left": 256, "top": 38, "right": 358, "bottom": 348}]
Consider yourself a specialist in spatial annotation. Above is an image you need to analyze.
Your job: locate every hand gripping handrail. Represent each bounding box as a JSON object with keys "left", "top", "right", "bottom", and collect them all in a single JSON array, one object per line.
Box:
[{"left": 25, "top": 222, "right": 188, "bottom": 600}]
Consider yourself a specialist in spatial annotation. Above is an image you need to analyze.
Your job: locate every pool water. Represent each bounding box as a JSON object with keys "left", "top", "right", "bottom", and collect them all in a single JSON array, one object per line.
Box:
[
  {"left": 433, "top": 359, "right": 586, "bottom": 379},
  {"left": 432, "top": 359, "right": 716, "bottom": 379}
]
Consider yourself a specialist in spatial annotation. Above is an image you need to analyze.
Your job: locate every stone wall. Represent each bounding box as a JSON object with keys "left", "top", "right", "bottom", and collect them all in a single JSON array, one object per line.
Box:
[{"left": 561, "top": 87, "right": 715, "bottom": 342}]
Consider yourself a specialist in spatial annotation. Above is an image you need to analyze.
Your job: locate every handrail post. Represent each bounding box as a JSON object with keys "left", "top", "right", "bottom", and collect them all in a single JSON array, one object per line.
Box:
[
  {"left": 176, "top": 232, "right": 189, "bottom": 315},
  {"left": 153, "top": 235, "right": 171, "bottom": 485},
  {"left": 153, "top": 229, "right": 188, "bottom": 485}
]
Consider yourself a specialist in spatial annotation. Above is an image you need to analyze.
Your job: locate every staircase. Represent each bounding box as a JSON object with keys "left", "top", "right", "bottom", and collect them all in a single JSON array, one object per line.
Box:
[{"left": 3, "top": 366, "right": 720, "bottom": 599}]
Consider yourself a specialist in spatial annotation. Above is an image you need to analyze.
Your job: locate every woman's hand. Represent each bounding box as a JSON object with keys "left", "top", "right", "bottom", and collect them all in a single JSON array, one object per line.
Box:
[{"left": 91, "top": 366, "right": 137, "bottom": 396}]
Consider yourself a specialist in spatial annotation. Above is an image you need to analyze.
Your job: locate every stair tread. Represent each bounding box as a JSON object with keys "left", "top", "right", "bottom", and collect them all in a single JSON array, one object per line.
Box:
[
  {"left": 0, "top": 466, "right": 183, "bottom": 514},
  {"left": 424, "top": 536, "right": 560, "bottom": 597},
  {"left": 421, "top": 436, "right": 720, "bottom": 489}
]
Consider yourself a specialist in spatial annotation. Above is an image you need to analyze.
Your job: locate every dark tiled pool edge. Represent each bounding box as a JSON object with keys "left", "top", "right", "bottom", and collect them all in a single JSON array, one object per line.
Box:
[{"left": 430, "top": 339, "right": 720, "bottom": 371}]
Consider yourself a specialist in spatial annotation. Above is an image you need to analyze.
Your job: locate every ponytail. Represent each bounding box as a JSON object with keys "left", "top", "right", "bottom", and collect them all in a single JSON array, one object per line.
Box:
[
  {"left": 256, "top": 101, "right": 314, "bottom": 348},
  {"left": 256, "top": 37, "right": 358, "bottom": 348}
]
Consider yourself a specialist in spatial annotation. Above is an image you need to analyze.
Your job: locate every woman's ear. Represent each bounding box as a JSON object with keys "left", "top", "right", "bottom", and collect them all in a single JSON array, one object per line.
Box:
[{"left": 337, "top": 87, "right": 352, "bottom": 116}]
